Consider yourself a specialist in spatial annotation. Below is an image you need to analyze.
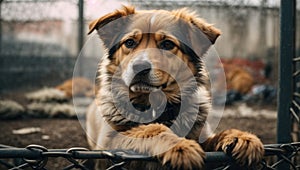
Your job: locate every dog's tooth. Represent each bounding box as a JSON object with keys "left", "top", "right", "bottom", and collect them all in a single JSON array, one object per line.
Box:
[
  {"left": 155, "top": 86, "right": 162, "bottom": 91},
  {"left": 141, "top": 85, "right": 150, "bottom": 92},
  {"left": 130, "top": 83, "right": 161, "bottom": 93},
  {"left": 130, "top": 85, "right": 140, "bottom": 92},
  {"left": 130, "top": 86, "right": 136, "bottom": 92},
  {"left": 148, "top": 87, "right": 154, "bottom": 92}
]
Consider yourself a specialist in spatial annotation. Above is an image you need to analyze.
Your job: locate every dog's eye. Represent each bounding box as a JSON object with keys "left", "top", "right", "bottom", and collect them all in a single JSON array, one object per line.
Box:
[
  {"left": 124, "top": 39, "right": 137, "bottom": 48},
  {"left": 159, "top": 40, "right": 176, "bottom": 50}
]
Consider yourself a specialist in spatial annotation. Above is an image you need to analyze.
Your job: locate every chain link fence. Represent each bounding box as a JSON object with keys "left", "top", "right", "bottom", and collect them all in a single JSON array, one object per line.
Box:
[
  {"left": 0, "top": 0, "right": 84, "bottom": 90},
  {"left": 292, "top": 55, "right": 300, "bottom": 142},
  {"left": 0, "top": 143, "right": 299, "bottom": 170},
  {"left": 0, "top": 0, "right": 80, "bottom": 57}
]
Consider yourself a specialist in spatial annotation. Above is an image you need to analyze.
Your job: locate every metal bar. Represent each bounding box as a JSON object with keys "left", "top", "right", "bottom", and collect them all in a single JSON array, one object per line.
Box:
[
  {"left": 0, "top": 143, "right": 299, "bottom": 169},
  {"left": 294, "top": 93, "right": 300, "bottom": 98},
  {"left": 0, "top": 148, "right": 41, "bottom": 159},
  {"left": 293, "top": 70, "right": 300, "bottom": 77},
  {"left": 0, "top": 148, "right": 228, "bottom": 163},
  {"left": 77, "top": 0, "right": 84, "bottom": 76},
  {"left": 277, "top": 0, "right": 296, "bottom": 169},
  {"left": 290, "top": 107, "right": 300, "bottom": 122},
  {"left": 205, "top": 152, "right": 230, "bottom": 163},
  {"left": 293, "top": 57, "right": 300, "bottom": 62},
  {"left": 277, "top": 0, "right": 295, "bottom": 144},
  {"left": 292, "top": 100, "right": 300, "bottom": 110},
  {"left": 0, "top": 0, "right": 2, "bottom": 56}
]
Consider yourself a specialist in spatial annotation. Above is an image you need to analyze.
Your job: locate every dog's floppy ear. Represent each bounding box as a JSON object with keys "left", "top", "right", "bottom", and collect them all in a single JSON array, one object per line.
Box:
[
  {"left": 171, "top": 8, "right": 221, "bottom": 44},
  {"left": 88, "top": 5, "right": 135, "bottom": 34},
  {"left": 88, "top": 5, "right": 135, "bottom": 49}
]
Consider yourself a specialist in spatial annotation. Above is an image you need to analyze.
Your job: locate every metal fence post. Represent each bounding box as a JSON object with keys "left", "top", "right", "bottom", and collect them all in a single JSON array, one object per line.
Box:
[
  {"left": 277, "top": 0, "right": 296, "bottom": 169},
  {"left": 77, "top": 0, "right": 84, "bottom": 76},
  {"left": 0, "top": 0, "right": 3, "bottom": 56}
]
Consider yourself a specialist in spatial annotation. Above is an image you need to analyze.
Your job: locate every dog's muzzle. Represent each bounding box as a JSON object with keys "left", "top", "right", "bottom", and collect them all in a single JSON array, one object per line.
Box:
[
  {"left": 129, "top": 60, "right": 165, "bottom": 93},
  {"left": 132, "top": 60, "right": 152, "bottom": 75}
]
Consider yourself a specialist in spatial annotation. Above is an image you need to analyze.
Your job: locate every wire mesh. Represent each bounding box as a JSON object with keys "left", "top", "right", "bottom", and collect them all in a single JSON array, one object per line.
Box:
[
  {"left": 0, "top": 143, "right": 299, "bottom": 170},
  {"left": 292, "top": 43, "right": 300, "bottom": 143},
  {"left": 0, "top": 0, "right": 78, "bottom": 57}
]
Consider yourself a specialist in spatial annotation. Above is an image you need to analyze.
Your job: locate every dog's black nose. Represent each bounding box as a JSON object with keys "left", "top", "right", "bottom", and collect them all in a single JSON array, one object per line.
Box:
[{"left": 132, "top": 61, "right": 152, "bottom": 74}]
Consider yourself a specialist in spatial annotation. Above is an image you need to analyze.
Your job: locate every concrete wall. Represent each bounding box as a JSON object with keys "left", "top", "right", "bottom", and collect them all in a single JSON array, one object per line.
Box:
[
  {"left": 130, "top": 4, "right": 283, "bottom": 59},
  {"left": 1, "top": 4, "right": 300, "bottom": 91}
]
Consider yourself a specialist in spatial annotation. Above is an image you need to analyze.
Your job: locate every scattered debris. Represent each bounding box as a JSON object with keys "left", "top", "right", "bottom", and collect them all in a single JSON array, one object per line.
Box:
[
  {"left": 244, "top": 85, "right": 277, "bottom": 105},
  {"left": 0, "top": 100, "right": 25, "bottom": 119},
  {"left": 225, "top": 90, "right": 243, "bottom": 105},
  {"left": 12, "top": 127, "right": 41, "bottom": 135},
  {"left": 212, "top": 58, "right": 277, "bottom": 106},
  {"left": 27, "top": 103, "right": 76, "bottom": 118},
  {"left": 25, "top": 87, "right": 68, "bottom": 103},
  {"left": 42, "top": 135, "right": 50, "bottom": 140},
  {"left": 223, "top": 103, "right": 277, "bottom": 119}
]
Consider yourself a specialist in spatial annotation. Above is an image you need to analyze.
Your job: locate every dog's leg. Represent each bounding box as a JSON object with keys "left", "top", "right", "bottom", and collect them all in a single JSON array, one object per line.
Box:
[
  {"left": 110, "top": 123, "right": 205, "bottom": 169},
  {"left": 202, "top": 129, "right": 264, "bottom": 167}
]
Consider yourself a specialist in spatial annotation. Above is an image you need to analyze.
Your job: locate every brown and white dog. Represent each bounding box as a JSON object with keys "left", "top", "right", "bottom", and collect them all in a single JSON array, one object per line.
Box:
[{"left": 86, "top": 5, "right": 264, "bottom": 169}]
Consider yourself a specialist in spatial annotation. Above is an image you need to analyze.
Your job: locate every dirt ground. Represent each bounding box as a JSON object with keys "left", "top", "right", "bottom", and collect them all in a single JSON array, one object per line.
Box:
[
  {"left": 0, "top": 117, "right": 277, "bottom": 147},
  {"left": 0, "top": 117, "right": 276, "bottom": 169},
  {"left": 0, "top": 90, "right": 277, "bottom": 169}
]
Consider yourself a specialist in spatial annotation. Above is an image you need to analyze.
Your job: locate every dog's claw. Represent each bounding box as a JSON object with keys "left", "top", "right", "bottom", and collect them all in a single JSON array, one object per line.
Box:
[
  {"left": 225, "top": 137, "right": 238, "bottom": 155},
  {"left": 216, "top": 129, "right": 264, "bottom": 167}
]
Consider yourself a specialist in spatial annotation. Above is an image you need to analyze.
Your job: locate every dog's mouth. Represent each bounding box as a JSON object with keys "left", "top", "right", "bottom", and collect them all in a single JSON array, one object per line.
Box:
[{"left": 130, "top": 81, "right": 167, "bottom": 93}]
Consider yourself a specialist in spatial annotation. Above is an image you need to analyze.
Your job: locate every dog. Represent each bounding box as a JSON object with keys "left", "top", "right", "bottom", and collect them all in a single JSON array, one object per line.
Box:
[
  {"left": 222, "top": 63, "right": 254, "bottom": 94},
  {"left": 86, "top": 5, "right": 264, "bottom": 169},
  {"left": 56, "top": 77, "right": 94, "bottom": 98}
]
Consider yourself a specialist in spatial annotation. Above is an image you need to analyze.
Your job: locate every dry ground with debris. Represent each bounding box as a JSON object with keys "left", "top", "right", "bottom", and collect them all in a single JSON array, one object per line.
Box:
[
  {"left": 0, "top": 90, "right": 277, "bottom": 169},
  {"left": 0, "top": 116, "right": 276, "bottom": 148},
  {"left": 0, "top": 117, "right": 277, "bottom": 169}
]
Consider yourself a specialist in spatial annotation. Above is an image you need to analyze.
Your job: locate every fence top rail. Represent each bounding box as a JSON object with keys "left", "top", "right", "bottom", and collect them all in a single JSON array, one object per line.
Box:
[{"left": 0, "top": 142, "right": 299, "bottom": 161}]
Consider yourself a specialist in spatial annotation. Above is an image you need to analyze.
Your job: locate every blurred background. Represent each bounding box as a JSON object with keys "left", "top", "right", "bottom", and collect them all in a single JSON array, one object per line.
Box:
[
  {"left": 0, "top": 0, "right": 299, "bottom": 104},
  {"left": 0, "top": 0, "right": 300, "bottom": 92}
]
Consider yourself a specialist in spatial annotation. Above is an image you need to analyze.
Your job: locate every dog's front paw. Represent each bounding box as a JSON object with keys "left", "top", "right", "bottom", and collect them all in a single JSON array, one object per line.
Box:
[
  {"left": 216, "top": 129, "right": 264, "bottom": 167},
  {"left": 160, "top": 139, "right": 205, "bottom": 170}
]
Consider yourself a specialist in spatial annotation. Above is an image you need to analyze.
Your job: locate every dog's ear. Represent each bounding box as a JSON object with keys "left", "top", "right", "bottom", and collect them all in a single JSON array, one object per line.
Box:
[
  {"left": 88, "top": 5, "right": 135, "bottom": 48},
  {"left": 88, "top": 5, "right": 135, "bottom": 34},
  {"left": 171, "top": 8, "right": 221, "bottom": 44}
]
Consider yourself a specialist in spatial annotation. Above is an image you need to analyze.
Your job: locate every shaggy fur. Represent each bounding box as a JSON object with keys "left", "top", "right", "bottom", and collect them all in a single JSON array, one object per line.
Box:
[
  {"left": 86, "top": 5, "right": 264, "bottom": 169},
  {"left": 56, "top": 77, "right": 94, "bottom": 98},
  {"left": 0, "top": 100, "right": 25, "bottom": 119},
  {"left": 223, "top": 63, "right": 254, "bottom": 94},
  {"left": 26, "top": 88, "right": 68, "bottom": 102}
]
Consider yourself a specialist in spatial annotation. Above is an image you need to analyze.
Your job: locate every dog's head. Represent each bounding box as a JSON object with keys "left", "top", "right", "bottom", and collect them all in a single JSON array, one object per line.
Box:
[{"left": 89, "top": 5, "right": 220, "bottom": 107}]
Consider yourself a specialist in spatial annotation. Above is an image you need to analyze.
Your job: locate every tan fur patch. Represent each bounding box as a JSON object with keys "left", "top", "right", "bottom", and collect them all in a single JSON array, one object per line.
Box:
[
  {"left": 223, "top": 63, "right": 254, "bottom": 94},
  {"left": 56, "top": 77, "right": 94, "bottom": 98}
]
